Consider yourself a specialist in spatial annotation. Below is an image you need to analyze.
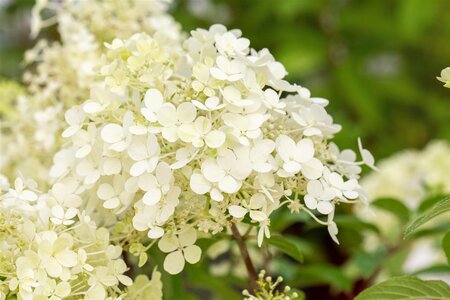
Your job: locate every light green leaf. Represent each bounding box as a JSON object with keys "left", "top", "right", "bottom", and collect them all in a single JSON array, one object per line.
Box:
[
  {"left": 355, "top": 276, "right": 450, "bottom": 300},
  {"left": 443, "top": 231, "right": 450, "bottom": 264},
  {"left": 372, "top": 197, "right": 410, "bottom": 223},
  {"left": 404, "top": 195, "right": 450, "bottom": 239},
  {"left": 265, "top": 235, "right": 303, "bottom": 263}
]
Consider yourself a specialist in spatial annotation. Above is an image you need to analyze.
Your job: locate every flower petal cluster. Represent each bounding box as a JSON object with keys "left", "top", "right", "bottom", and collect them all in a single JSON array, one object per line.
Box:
[
  {"left": 48, "top": 24, "right": 374, "bottom": 274},
  {"left": 0, "top": 0, "right": 182, "bottom": 187},
  {"left": 0, "top": 183, "right": 136, "bottom": 300}
]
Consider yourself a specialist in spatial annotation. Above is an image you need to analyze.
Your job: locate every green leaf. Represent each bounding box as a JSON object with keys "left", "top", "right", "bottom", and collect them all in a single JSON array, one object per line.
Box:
[
  {"left": 372, "top": 197, "right": 410, "bottom": 223},
  {"left": 443, "top": 231, "right": 450, "bottom": 264},
  {"left": 333, "top": 215, "right": 380, "bottom": 233},
  {"left": 187, "top": 268, "right": 242, "bottom": 300},
  {"left": 355, "top": 276, "right": 450, "bottom": 300},
  {"left": 404, "top": 195, "right": 450, "bottom": 239},
  {"left": 417, "top": 194, "right": 447, "bottom": 213},
  {"left": 291, "top": 264, "right": 352, "bottom": 291},
  {"left": 265, "top": 235, "right": 303, "bottom": 263}
]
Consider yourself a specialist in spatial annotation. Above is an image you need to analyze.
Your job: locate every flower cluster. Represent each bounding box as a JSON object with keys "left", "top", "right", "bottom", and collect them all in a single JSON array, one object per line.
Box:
[
  {"left": 49, "top": 24, "right": 375, "bottom": 275},
  {"left": 1, "top": 0, "right": 182, "bottom": 186},
  {"left": 242, "top": 270, "right": 298, "bottom": 300},
  {"left": 0, "top": 178, "right": 141, "bottom": 300},
  {"left": 358, "top": 140, "right": 449, "bottom": 280},
  {"left": 361, "top": 140, "right": 449, "bottom": 209}
]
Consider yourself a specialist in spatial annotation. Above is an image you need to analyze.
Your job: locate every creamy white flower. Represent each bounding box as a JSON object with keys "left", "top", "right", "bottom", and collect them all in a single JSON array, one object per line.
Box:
[
  {"left": 158, "top": 228, "right": 202, "bottom": 274},
  {"left": 275, "top": 135, "right": 323, "bottom": 179},
  {"left": 229, "top": 193, "right": 267, "bottom": 222},
  {"left": 128, "top": 135, "right": 160, "bottom": 177}
]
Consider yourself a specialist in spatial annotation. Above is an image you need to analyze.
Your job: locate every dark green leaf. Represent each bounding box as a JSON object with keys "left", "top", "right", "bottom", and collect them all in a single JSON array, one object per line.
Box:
[
  {"left": 291, "top": 264, "right": 352, "bottom": 291},
  {"left": 265, "top": 235, "right": 303, "bottom": 263},
  {"left": 334, "top": 215, "right": 380, "bottom": 233},
  {"left": 372, "top": 197, "right": 410, "bottom": 223},
  {"left": 187, "top": 268, "right": 242, "bottom": 300},
  {"left": 404, "top": 196, "right": 450, "bottom": 239},
  {"left": 355, "top": 276, "right": 450, "bottom": 300}
]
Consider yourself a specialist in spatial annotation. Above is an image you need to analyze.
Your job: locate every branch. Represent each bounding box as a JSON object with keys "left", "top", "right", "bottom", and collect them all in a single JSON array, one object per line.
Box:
[{"left": 231, "top": 223, "right": 258, "bottom": 291}]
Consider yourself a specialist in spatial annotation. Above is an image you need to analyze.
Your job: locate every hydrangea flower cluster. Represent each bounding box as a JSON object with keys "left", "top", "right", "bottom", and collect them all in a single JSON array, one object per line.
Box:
[
  {"left": 49, "top": 24, "right": 375, "bottom": 274},
  {"left": 358, "top": 140, "right": 449, "bottom": 281},
  {"left": 0, "top": 178, "right": 136, "bottom": 300},
  {"left": 361, "top": 140, "right": 449, "bottom": 209},
  {"left": 1, "top": 0, "right": 378, "bottom": 296},
  {"left": 1, "top": 0, "right": 182, "bottom": 186}
]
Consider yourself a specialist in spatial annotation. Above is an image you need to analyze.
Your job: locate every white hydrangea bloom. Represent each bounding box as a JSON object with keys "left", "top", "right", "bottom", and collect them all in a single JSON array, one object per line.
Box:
[
  {"left": 41, "top": 23, "right": 375, "bottom": 276},
  {"left": 1, "top": 0, "right": 182, "bottom": 187},
  {"left": 0, "top": 184, "right": 133, "bottom": 300}
]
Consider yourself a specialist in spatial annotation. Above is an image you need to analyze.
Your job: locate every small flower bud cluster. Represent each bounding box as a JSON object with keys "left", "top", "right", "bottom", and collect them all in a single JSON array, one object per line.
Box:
[{"left": 242, "top": 270, "right": 298, "bottom": 300}]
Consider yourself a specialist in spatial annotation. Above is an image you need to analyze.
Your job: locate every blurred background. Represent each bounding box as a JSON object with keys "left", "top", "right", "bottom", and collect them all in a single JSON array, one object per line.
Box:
[{"left": 1, "top": 0, "right": 449, "bottom": 160}]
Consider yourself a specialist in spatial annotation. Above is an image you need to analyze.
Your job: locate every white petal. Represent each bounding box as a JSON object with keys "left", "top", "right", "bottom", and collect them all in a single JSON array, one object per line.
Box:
[
  {"left": 148, "top": 227, "right": 165, "bottom": 239},
  {"left": 190, "top": 174, "right": 211, "bottom": 195},
  {"left": 51, "top": 205, "right": 65, "bottom": 219},
  {"left": 275, "top": 135, "right": 295, "bottom": 161},
  {"left": 102, "top": 158, "right": 121, "bottom": 175},
  {"left": 21, "top": 190, "right": 38, "bottom": 202},
  {"left": 97, "top": 184, "right": 115, "bottom": 200},
  {"left": 130, "top": 161, "right": 148, "bottom": 177},
  {"left": 177, "top": 102, "right": 197, "bottom": 123},
  {"left": 158, "top": 235, "right": 179, "bottom": 253},
  {"left": 304, "top": 195, "right": 318, "bottom": 210},
  {"left": 317, "top": 201, "right": 334, "bottom": 215},
  {"left": 104, "top": 197, "right": 120, "bottom": 209},
  {"left": 183, "top": 245, "right": 201, "bottom": 264},
  {"left": 218, "top": 176, "right": 241, "bottom": 193},
  {"left": 210, "top": 67, "right": 227, "bottom": 80},
  {"left": 55, "top": 250, "right": 78, "bottom": 268},
  {"left": 210, "top": 188, "right": 224, "bottom": 202},
  {"left": 101, "top": 124, "right": 124, "bottom": 144},
  {"left": 179, "top": 228, "right": 197, "bottom": 247},
  {"left": 229, "top": 205, "right": 247, "bottom": 218},
  {"left": 163, "top": 250, "right": 185, "bottom": 275},
  {"left": 283, "top": 161, "right": 301, "bottom": 174},
  {"left": 46, "top": 257, "right": 62, "bottom": 278},
  {"left": 202, "top": 160, "right": 225, "bottom": 182},
  {"left": 205, "top": 130, "right": 226, "bottom": 148},
  {"left": 157, "top": 104, "right": 177, "bottom": 126},
  {"left": 249, "top": 211, "right": 267, "bottom": 222},
  {"left": 294, "top": 138, "right": 315, "bottom": 163},
  {"left": 301, "top": 158, "right": 323, "bottom": 180},
  {"left": 143, "top": 188, "right": 162, "bottom": 205},
  {"left": 128, "top": 140, "right": 148, "bottom": 161}
]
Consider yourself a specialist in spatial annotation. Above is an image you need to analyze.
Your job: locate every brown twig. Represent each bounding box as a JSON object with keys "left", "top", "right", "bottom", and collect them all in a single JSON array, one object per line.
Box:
[{"left": 231, "top": 223, "right": 258, "bottom": 292}]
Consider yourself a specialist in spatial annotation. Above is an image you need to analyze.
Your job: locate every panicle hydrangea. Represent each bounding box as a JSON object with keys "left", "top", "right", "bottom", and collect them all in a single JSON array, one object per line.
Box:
[
  {"left": 0, "top": 182, "right": 135, "bottom": 300},
  {"left": 358, "top": 140, "right": 449, "bottom": 281},
  {"left": 50, "top": 24, "right": 375, "bottom": 274},
  {"left": 0, "top": 0, "right": 182, "bottom": 187},
  {"left": 361, "top": 140, "right": 449, "bottom": 209}
]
